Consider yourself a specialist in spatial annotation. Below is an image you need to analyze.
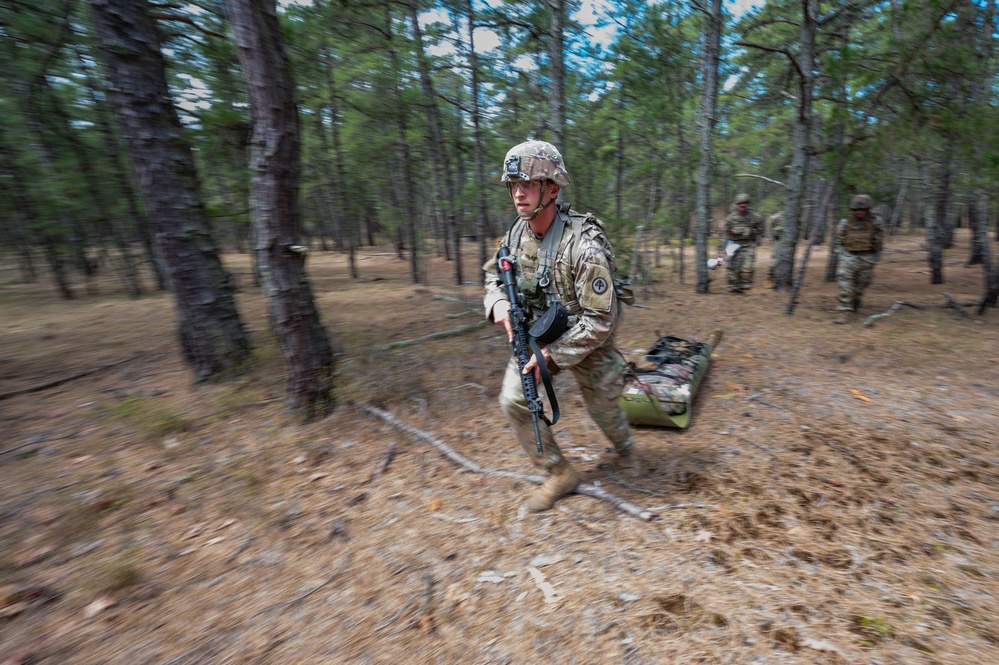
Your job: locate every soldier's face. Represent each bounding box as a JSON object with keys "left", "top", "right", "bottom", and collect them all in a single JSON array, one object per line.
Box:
[
  {"left": 737, "top": 202, "right": 749, "bottom": 213},
  {"left": 853, "top": 208, "right": 868, "bottom": 219},
  {"left": 509, "top": 180, "right": 555, "bottom": 215}
]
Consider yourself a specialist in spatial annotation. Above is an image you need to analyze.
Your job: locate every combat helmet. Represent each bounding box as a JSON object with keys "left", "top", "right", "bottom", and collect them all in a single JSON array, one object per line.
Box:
[
  {"left": 734, "top": 192, "right": 751, "bottom": 204},
  {"left": 849, "top": 194, "right": 873, "bottom": 210},
  {"left": 501, "top": 141, "right": 571, "bottom": 188}
]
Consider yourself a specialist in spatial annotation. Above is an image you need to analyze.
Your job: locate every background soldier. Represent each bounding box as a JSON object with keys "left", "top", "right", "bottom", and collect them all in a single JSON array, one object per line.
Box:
[
  {"left": 766, "top": 210, "right": 783, "bottom": 288},
  {"left": 718, "top": 192, "right": 764, "bottom": 293},
  {"left": 834, "top": 194, "right": 885, "bottom": 323},
  {"left": 483, "top": 141, "right": 641, "bottom": 512}
]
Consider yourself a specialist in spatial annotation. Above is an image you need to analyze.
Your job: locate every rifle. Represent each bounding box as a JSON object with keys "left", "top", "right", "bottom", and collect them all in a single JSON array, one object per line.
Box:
[{"left": 496, "top": 244, "right": 561, "bottom": 455}]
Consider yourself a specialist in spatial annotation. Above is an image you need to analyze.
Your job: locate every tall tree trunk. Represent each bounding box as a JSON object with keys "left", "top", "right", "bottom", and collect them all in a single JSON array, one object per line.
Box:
[
  {"left": 974, "top": 189, "right": 998, "bottom": 311},
  {"left": 33, "top": 76, "right": 143, "bottom": 298},
  {"left": 41, "top": 235, "right": 76, "bottom": 300},
  {"left": 967, "top": 192, "right": 987, "bottom": 267},
  {"left": 225, "top": 0, "right": 337, "bottom": 420},
  {"left": 313, "top": 108, "right": 341, "bottom": 248},
  {"left": 408, "top": 3, "right": 461, "bottom": 285},
  {"left": 89, "top": 0, "right": 251, "bottom": 382},
  {"left": 317, "top": 25, "right": 357, "bottom": 276},
  {"left": 78, "top": 48, "right": 155, "bottom": 291},
  {"left": 18, "top": 247, "right": 39, "bottom": 284},
  {"left": 694, "top": 0, "right": 722, "bottom": 294},
  {"left": 787, "top": 169, "right": 840, "bottom": 315},
  {"left": 20, "top": 105, "right": 89, "bottom": 297},
  {"left": 382, "top": 2, "right": 420, "bottom": 283},
  {"left": 675, "top": 112, "right": 692, "bottom": 283},
  {"left": 926, "top": 148, "right": 949, "bottom": 284},
  {"left": 0, "top": 126, "right": 72, "bottom": 298},
  {"left": 463, "top": 0, "right": 491, "bottom": 284},
  {"left": 774, "top": 0, "right": 817, "bottom": 292},
  {"left": 547, "top": 0, "right": 566, "bottom": 149},
  {"left": 888, "top": 159, "right": 910, "bottom": 235},
  {"left": 615, "top": 82, "right": 626, "bottom": 221},
  {"left": 935, "top": 138, "right": 958, "bottom": 251}
]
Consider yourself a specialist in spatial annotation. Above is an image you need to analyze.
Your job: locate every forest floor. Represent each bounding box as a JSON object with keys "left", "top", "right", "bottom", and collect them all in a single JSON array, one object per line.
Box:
[{"left": 2, "top": 229, "right": 998, "bottom": 665}]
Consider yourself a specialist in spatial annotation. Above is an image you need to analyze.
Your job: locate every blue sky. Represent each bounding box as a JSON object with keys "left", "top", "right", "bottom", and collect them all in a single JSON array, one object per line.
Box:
[{"left": 424, "top": 0, "right": 764, "bottom": 58}]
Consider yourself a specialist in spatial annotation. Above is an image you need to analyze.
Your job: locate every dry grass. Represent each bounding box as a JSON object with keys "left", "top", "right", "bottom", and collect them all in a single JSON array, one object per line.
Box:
[{"left": 1, "top": 231, "right": 998, "bottom": 664}]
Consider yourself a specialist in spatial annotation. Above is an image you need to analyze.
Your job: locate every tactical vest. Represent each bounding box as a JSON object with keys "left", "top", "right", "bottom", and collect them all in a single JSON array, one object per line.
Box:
[
  {"left": 504, "top": 206, "right": 633, "bottom": 319},
  {"left": 843, "top": 218, "right": 876, "bottom": 252},
  {"left": 729, "top": 214, "right": 758, "bottom": 242}
]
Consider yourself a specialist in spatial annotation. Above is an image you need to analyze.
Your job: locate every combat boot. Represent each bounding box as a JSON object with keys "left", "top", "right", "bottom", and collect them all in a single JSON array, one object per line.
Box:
[
  {"left": 597, "top": 446, "right": 645, "bottom": 479},
  {"left": 526, "top": 460, "right": 578, "bottom": 512},
  {"left": 616, "top": 447, "right": 645, "bottom": 479},
  {"left": 834, "top": 310, "right": 852, "bottom": 325}
]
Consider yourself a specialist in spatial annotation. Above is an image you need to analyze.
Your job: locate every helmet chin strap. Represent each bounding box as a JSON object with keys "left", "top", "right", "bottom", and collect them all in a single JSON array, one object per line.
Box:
[{"left": 517, "top": 188, "right": 557, "bottom": 221}]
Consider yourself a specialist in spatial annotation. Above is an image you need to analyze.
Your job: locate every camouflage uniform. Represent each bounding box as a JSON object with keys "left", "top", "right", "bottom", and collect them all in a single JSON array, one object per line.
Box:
[
  {"left": 767, "top": 211, "right": 783, "bottom": 284},
  {"left": 484, "top": 211, "right": 633, "bottom": 470},
  {"left": 834, "top": 195, "right": 884, "bottom": 312},
  {"left": 719, "top": 193, "right": 764, "bottom": 292}
]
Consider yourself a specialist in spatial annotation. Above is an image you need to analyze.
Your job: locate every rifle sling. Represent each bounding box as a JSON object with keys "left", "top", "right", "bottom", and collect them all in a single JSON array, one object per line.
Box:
[{"left": 529, "top": 335, "right": 560, "bottom": 427}]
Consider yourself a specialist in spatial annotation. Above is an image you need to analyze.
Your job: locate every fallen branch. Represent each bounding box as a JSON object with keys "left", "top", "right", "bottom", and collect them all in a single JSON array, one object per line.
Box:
[
  {"left": 390, "top": 573, "right": 434, "bottom": 636},
  {"left": 942, "top": 293, "right": 969, "bottom": 319},
  {"left": 365, "top": 405, "right": 658, "bottom": 521},
  {"left": 432, "top": 294, "right": 480, "bottom": 309},
  {"left": 250, "top": 552, "right": 352, "bottom": 619},
  {"left": 367, "top": 441, "right": 396, "bottom": 484},
  {"left": 0, "top": 354, "right": 140, "bottom": 401},
  {"left": 863, "top": 301, "right": 923, "bottom": 327},
  {"left": 375, "top": 321, "right": 488, "bottom": 351}
]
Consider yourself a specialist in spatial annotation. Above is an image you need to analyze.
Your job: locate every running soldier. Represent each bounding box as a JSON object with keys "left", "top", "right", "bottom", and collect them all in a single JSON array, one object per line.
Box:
[{"left": 483, "top": 141, "right": 642, "bottom": 512}]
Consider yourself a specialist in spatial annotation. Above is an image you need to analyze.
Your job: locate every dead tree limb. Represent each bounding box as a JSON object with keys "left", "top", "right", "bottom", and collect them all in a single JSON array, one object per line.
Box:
[
  {"left": 863, "top": 301, "right": 923, "bottom": 327},
  {"left": 735, "top": 173, "right": 785, "bottom": 187},
  {"left": 365, "top": 405, "right": 659, "bottom": 521},
  {"left": 0, "top": 354, "right": 140, "bottom": 401},
  {"left": 250, "top": 552, "right": 352, "bottom": 619},
  {"left": 367, "top": 441, "right": 396, "bottom": 484},
  {"left": 375, "top": 321, "right": 488, "bottom": 351}
]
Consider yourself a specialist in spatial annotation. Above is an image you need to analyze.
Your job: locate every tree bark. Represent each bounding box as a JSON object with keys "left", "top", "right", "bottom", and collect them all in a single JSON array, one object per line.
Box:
[
  {"left": 0, "top": 126, "right": 73, "bottom": 298},
  {"left": 225, "top": 0, "right": 337, "bottom": 420},
  {"left": 382, "top": 1, "right": 420, "bottom": 283},
  {"left": 88, "top": 0, "right": 251, "bottom": 382},
  {"left": 615, "top": 82, "right": 626, "bottom": 221},
  {"left": 926, "top": 149, "right": 949, "bottom": 284},
  {"left": 787, "top": 169, "right": 839, "bottom": 315},
  {"left": 694, "top": 0, "right": 723, "bottom": 295},
  {"left": 774, "top": 0, "right": 817, "bottom": 291},
  {"left": 547, "top": 0, "right": 566, "bottom": 149},
  {"left": 967, "top": 192, "right": 986, "bottom": 267},
  {"left": 33, "top": 75, "right": 143, "bottom": 298},
  {"left": 461, "top": 0, "right": 492, "bottom": 284},
  {"left": 409, "top": 2, "right": 461, "bottom": 285},
  {"left": 887, "top": 160, "right": 910, "bottom": 236}
]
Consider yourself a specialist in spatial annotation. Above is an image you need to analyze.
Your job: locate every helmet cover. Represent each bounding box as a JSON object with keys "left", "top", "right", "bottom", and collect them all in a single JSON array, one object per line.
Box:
[
  {"left": 501, "top": 141, "right": 570, "bottom": 188},
  {"left": 849, "top": 194, "right": 873, "bottom": 210}
]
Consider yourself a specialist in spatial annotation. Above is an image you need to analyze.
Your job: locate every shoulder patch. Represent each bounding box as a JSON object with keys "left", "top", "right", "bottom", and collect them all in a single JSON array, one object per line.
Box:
[{"left": 580, "top": 263, "right": 614, "bottom": 312}]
